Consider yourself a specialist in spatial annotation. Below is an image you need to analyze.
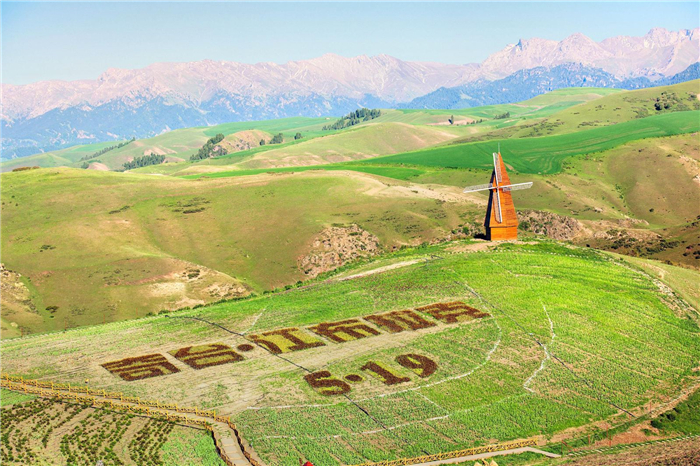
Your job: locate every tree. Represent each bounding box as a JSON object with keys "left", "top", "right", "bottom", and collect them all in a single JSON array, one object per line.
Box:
[
  {"left": 294, "top": 132, "right": 303, "bottom": 140},
  {"left": 448, "top": 115, "right": 454, "bottom": 125},
  {"left": 260, "top": 139, "right": 266, "bottom": 146},
  {"left": 322, "top": 108, "right": 381, "bottom": 130},
  {"left": 189, "top": 133, "right": 227, "bottom": 161},
  {"left": 123, "top": 154, "right": 165, "bottom": 170},
  {"left": 270, "top": 133, "right": 284, "bottom": 144}
]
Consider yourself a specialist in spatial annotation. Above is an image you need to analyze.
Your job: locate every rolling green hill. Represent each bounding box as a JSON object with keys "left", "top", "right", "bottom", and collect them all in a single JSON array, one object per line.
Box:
[
  {"left": 236, "top": 122, "right": 465, "bottom": 169},
  {"left": 2, "top": 82, "right": 698, "bottom": 337},
  {"left": 362, "top": 111, "right": 700, "bottom": 174},
  {"left": 0, "top": 140, "right": 127, "bottom": 172},
  {"left": 3, "top": 242, "right": 698, "bottom": 465},
  {"left": 0, "top": 86, "right": 624, "bottom": 173},
  {"left": 0, "top": 167, "right": 478, "bottom": 336}
]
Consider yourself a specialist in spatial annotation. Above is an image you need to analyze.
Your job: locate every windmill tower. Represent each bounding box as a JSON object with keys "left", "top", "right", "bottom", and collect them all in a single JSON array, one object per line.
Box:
[{"left": 464, "top": 150, "right": 532, "bottom": 241}]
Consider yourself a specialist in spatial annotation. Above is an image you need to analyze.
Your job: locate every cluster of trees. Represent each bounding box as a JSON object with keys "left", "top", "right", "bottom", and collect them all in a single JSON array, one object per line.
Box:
[
  {"left": 322, "top": 108, "right": 381, "bottom": 130},
  {"left": 81, "top": 137, "right": 135, "bottom": 161},
  {"left": 294, "top": 132, "right": 303, "bottom": 140},
  {"left": 189, "top": 133, "right": 226, "bottom": 161},
  {"left": 261, "top": 133, "right": 285, "bottom": 145},
  {"left": 122, "top": 154, "right": 165, "bottom": 170},
  {"left": 493, "top": 112, "right": 511, "bottom": 119}
]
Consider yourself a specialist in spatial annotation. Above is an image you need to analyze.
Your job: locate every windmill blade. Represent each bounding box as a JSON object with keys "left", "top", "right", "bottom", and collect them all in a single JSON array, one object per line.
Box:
[
  {"left": 494, "top": 188, "right": 503, "bottom": 223},
  {"left": 501, "top": 182, "right": 533, "bottom": 192},
  {"left": 463, "top": 183, "right": 494, "bottom": 193},
  {"left": 493, "top": 153, "right": 502, "bottom": 184}
]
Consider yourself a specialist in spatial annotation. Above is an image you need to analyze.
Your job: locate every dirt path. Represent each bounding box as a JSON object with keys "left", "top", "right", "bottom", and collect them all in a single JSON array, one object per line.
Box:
[
  {"left": 409, "top": 446, "right": 560, "bottom": 465},
  {"left": 1, "top": 378, "right": 254, "bottom": 466},
  {"left": 338, "top": 259, "right": 423, "bottom": 281}
]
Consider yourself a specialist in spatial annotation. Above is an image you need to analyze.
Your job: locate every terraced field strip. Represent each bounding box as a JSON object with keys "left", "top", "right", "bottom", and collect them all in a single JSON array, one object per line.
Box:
[
  {"left": 0, "top": 375, "right": 256, "bottom": 466},
  {"left": 566, "top": 434, "right": 700, "bottom": 458}
]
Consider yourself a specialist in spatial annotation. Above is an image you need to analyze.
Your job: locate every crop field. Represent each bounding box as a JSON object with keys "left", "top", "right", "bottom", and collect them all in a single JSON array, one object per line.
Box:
[
  {"left": 0, "top": 395, "right": 223, "bottom": 465},
  {"left": 362, "top": 110, "right": 700, "bottom": 174},
  {"left": 3, "top": 242, "right": 699, "bottom": 465}
]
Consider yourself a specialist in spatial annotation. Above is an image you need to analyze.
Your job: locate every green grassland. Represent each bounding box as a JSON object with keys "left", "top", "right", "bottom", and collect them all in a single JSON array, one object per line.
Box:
[
  {"left": 446, "top": 81, "right": 699, "bottom": 143},
  {"left": 1, "top": 117, "right": 331, "bottom": 172},
  {"left": 0, "top": 167, "right": 478, "bottom": 335},
  {"left": 0, "top": 140, "right": 127, "bottom": 172},
  {"left": 361, "top": 111, "right": 700, "bottom": 174},
  {"left": 0, "top": 388, "right": 36, "bottom": 407},
  {"left": 2, "top": 242, "right": 698, "bottom": 465},
  {"left": 0, "top": 86, "right": 624, "bottom": 174},
  {"left": 536, "top": 80, "right": 700, "bottom": 133},
  {"left": 235, "top": 122, "right": 466, "bottom": 169}
]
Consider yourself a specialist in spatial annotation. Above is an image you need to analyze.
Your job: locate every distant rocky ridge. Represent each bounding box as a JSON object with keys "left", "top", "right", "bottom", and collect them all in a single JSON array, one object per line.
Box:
[{"left": 2, "top": 28, "right": 698, "bottom": 159}]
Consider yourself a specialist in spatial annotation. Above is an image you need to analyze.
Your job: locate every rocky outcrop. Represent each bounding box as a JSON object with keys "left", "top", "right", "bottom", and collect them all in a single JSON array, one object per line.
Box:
[
  {"left": 517, "top": 210, "right": 582, "bottom": 240},
  {"left": 299, "top": 225, "right": 380, "bottom": 278}
]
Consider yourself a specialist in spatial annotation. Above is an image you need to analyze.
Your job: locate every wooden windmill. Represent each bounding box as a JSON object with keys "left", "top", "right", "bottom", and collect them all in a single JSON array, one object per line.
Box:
[{"left": 463, "top": 150, "right": 532, "bottom": 241}]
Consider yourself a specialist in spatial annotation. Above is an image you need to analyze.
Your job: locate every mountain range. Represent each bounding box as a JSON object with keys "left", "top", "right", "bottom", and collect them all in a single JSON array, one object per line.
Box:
[{"left": 2, "top": 27, "right": 698, "bottom": 159}]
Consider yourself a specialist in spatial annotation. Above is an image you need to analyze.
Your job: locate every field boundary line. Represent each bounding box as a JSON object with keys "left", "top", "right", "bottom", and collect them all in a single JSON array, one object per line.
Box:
[
  {"left": 0, "top": 375, "right": 261, "bottom": 466},
  {"left": 348, "top": 439, "right": 542, "bottom": 466},
  {"left": 566, "top": 434, "right": 700, "bottom": 457}
]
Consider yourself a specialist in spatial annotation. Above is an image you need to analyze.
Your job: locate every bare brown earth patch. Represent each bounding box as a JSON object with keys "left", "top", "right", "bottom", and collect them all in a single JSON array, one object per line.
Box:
[
  {"left": 562, "top": 436, "right": 700, "bottom": 466},
  {"left": 0, "top": 264, "right": 42, "bottom": 338},
  {"left": 215, "top": 130, "right": 271, "bottom": 155},
  {"left": 517, "top": 210, "right": 583, "bottom": 240},
  {"left": 299, "top": 224, "right": 380, "bottom": 278},
  {"left": 87, "top": 162, "right": 110, "bottom": 171}
]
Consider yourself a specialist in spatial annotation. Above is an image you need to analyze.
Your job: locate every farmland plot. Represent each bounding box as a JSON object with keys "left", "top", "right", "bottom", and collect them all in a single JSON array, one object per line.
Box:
[{"left": 2, "top": 242, "right": 699, "bottom": 465}]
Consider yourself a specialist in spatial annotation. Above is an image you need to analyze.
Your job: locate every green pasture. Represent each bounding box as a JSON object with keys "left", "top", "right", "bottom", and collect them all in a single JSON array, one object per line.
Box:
[
  {"left": 0, "top": 167, "right": 476, "bottom": 334},
  {"left": 362, "top": 111, "right": 700, "bottom": 174},
  {"left": 0, "top": 140, "right": 126, "bottom": 172}
]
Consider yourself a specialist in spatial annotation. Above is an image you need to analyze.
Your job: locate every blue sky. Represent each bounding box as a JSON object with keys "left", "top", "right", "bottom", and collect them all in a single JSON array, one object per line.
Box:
[{"left": 2, "top": 2, "right": 698, "bottom": 84}]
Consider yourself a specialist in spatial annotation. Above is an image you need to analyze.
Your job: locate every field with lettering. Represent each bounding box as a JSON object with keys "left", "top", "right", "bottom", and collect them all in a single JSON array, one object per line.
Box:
[{"left": 3, "top": 241, "right": 699, "bottom": 465}]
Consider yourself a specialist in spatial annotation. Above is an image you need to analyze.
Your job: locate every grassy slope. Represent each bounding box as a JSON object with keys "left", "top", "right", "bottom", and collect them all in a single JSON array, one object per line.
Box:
[
  {"left": 91, "top": 116, "right": 330, "bottom": 170},
  {"left": 0, "top": 140, "right": 126, "bottom": 172},
  {"left": 236, "top": 122, "right": 466, "bottom": 169},
  {"left": 1, "top": 86, "right": 618, "bottom": 174},
  {"left": 362, "top": 111, "right": 700, "bottom": 174},
  {"left": 538, "top": 80, "right": 700, "bottom": 133},
  {"left": 2, "top": 242, "right": 698, "bottom": 465},
  {"left": 1, "top": 118, "right": 331, "bottom": 172},
  {"left": 448, "top": 81, "right": 700, "bottom": 143},
  {"left": 0, "top": 167, "right": 476, "bottom": 334}
]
